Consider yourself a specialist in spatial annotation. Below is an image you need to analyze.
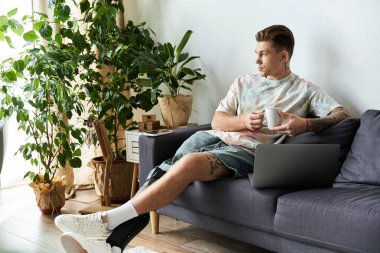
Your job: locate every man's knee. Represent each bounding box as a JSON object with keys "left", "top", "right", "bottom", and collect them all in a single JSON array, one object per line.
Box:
[
  {"left": 181, "top": 152, "right": 232, "bottom": 180},
  {"left": 167, "top": 152, "right": 229, "bottom": 183},
  {"left": 173, "top": 153, "right": 202, "bottom": 175},
  {"left": 180, "top": 153, "right": 203, "bottom": 166}
]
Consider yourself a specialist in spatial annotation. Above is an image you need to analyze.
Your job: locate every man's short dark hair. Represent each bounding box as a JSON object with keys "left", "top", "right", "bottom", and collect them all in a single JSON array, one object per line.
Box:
[{"left": 255, "top": 25, "right": 295, "bottom": 59}]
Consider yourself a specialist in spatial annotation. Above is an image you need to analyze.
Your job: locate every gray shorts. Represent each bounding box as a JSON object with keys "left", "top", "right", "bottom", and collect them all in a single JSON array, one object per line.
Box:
[{"left": 158, "top": 131, "right": 254, "bottom": 178}]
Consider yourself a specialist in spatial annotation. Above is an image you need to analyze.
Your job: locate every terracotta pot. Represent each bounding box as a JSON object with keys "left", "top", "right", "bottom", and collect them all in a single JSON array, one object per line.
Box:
[
  {"left": 89, "top": 157, "right": 134, "bottom": 203},
  {"left": 30, "top": 179, "right": 66, "bottom": 214},
  {"left": 158, "top": 94, "right": 193, "bottom": 127}
]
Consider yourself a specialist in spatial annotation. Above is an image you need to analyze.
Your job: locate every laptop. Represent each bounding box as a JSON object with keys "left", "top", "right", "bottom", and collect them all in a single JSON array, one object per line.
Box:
[{"left": 248, "top": 144, "right": 340, "bottom": 189}]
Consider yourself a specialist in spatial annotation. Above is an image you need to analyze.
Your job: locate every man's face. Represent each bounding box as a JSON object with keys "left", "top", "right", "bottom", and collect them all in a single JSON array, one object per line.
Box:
[{"left": 255, "top": 41, "right": 287, "bottom": 80}]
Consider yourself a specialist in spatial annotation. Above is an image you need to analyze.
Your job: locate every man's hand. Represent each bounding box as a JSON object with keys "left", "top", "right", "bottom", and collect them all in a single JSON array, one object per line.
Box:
[
  {"left": 211, "top": 110, "right": 264, "bottom": 131},
  {"left": 270, "top": 112, "right": 307, "bottom": 137},
  {"left": 244, "top": 110, "right": 265, "bottom": 131}
]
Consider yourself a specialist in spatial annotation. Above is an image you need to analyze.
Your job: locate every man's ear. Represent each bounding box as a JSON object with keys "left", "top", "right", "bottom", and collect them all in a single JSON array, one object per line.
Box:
[{"left": 281, "top": 50, "right": 289, "bottom": 62}]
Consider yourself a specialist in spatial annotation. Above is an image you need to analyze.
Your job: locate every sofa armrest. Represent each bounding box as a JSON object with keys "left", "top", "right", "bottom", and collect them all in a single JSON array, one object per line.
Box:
[{"left": 138, "top": 124, "right": 211, "bottom": 185}]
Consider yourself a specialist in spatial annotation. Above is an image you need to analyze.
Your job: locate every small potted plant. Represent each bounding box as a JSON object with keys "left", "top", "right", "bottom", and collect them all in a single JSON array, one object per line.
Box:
[
  {"left": 136, "top": 30, "right": 206, "bottom": 127},
  {"left": 0, "top": 6, "right": 86, "bottom": 213}
]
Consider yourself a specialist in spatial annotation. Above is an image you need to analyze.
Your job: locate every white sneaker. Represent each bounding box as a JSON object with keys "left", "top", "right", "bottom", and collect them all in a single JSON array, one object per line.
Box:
[
  {"left": 55, "top": 212, "right": 112, "bottom": 238},
  {"left": 61, "top": 232, "right": 112, "bottom": 253}
]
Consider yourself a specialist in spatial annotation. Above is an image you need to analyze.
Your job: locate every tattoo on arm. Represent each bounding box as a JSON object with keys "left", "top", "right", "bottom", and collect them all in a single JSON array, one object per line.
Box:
[
  {"left": 308, "top": 107, "right": 351, "bottom": 132},
  {"left": 205, "top": 153, "right": 223, "bottom": 175}
]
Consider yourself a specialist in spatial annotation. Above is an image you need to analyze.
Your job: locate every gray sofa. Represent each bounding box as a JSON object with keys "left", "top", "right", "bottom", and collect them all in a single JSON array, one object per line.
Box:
[{"left": 138, "top": 109, "right": 380, "bottom": 253}]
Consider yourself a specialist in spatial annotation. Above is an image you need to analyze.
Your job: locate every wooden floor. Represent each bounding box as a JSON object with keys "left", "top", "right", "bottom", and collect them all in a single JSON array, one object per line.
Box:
[{"left": 0, "top": 184, "right": 273, "bottom": 253}]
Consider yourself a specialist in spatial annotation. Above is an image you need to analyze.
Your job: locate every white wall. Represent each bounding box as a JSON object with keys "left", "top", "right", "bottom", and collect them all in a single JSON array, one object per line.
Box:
[
  {"left": 125, "top": 0, "right": 380, "bottom": 124},
  {"left": 0, "top": 1, "right": 33, "bottom": 187}
]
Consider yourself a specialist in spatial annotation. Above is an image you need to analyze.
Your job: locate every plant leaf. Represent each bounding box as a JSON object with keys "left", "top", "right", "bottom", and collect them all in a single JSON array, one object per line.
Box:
[
  {"left": 55, "top": 4, "right": 71, "bottom": 22},
  {"left": 55, "top": 33, "right": 62, "bottom": 45},
  {"left": 69, "top": 157, "right": 82, "bottom": 168},
  {"left": 4, "top": 70, "right": 17, "bottom": 82},
  {"left": 10, "top": 20, "right": 24, "bottom": 36},
  {"left": 5, "top": 36, "right": 14, "bottom": 48},
  {"left": 79, "top": 0, "right": 90, "bottom": 13},
  {"left": 175, "top": 30, "right": 192, "bottom": 55},
  {"left": 71, "top": 129, "right": 82, "bottom": 141},
  {"left": 23, "top": 30, "right": 39, "bottom": 42},
  {"left": 179, "top": 56, "right": 200, "bottom": 69},
  {"left": 164, "top": 43, "right": 174, "bottom": 58},
  {"left": 39, "top": 24, "right": 53, "bottom": 39},
  {"left": 177, "top": 53, "right": 189, "bottom": 63},
  {"left": 33, "top": 21, "right": 45, "bottom": 32},
  {"left": 57, "top": 153, "right": 66, "bottom": 167},
  {"left": 13, "top": 60, "right": 25, "bottom": 72},
  {"left": 7, "top": 8, "right": 17, "bottom": 17},
  {"left": 180, "top": 67, "right": 196, "bottom": 76},
  {"left": 73, "top": 148, "right": 81, "bottom": 156}
]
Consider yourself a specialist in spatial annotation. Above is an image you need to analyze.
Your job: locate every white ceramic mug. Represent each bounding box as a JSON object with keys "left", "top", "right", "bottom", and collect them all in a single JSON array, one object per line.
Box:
[{"left": 265, "top": 108, "right": 281, "bottom": 129}]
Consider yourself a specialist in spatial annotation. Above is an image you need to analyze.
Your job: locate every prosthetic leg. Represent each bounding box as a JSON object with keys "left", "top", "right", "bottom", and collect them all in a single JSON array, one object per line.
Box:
[{"left": 106, "top": 167, "right": 166, "bottom": 249}]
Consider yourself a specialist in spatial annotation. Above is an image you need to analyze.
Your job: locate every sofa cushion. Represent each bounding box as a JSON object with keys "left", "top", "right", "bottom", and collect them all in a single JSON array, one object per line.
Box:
[
  {"left": 283, "top": 118, "right": 360, "bottom": 168},
  {"left": 274, "top": 184, "right": 380, "bottom": 253},
  {"left": 167, "top": 178, "right": 293, "bottom": 232},
  {"left": 335, "top": 110, "right": 380, "bottom": 185}
]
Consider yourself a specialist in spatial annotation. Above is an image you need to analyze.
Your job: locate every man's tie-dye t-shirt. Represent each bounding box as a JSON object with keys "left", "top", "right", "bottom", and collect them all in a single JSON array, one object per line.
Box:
[{"left": 207, "top": 73, "right": 341, "bottom": 153}]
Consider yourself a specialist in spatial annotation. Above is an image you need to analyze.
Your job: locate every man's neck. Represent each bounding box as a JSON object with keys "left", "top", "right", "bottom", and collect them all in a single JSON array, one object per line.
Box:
[{"left": 267, "top": 69, "right": 292, "bottom": 80}]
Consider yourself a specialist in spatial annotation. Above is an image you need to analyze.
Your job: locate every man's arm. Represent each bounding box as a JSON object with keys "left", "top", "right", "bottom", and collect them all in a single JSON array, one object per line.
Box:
[
  {"left": 271, "top": 107, "right": 351, "bottom": 136},
  {"left": 308, "top": 107, "right": 351, "bottom": 132},
  {"left": 211, "top": 111, "right": 264, "bottom": 131}
]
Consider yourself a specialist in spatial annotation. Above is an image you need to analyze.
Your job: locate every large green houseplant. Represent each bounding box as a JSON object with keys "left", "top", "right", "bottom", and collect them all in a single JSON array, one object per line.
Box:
[
  {"left": 0, "top": 5, "right": 87, "bottom": 213},
  {"left": 77, "top": 0, "right": 158, "bottom": 202},
  {"left": 137, "top": 30, "right": 206, "bottom": 127},
  {"left": 79, "top": 0, "right": 158, "bottom": 159}
]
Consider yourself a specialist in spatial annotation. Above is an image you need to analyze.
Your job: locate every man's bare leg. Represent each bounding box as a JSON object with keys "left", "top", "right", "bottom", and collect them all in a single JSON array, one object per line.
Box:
[{"left": 131, "top": 152, "right": 230, "bottom": 214}]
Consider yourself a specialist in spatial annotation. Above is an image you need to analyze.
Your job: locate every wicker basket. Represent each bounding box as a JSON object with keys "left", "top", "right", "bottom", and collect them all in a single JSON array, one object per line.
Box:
[{"left": 89, "top": 156, "right": 134, "bottom": 203}]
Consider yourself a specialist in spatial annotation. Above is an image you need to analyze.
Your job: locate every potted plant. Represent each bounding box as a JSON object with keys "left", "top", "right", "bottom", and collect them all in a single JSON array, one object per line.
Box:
[
  {"left": 136, "top": 30, "right": 206, "bottom": 127},
  {"left": 0, "top": 6, "right": 87, "bottom": 213},
  {"left": 78, "top": 0, "right": 158, "bottom": 202}
]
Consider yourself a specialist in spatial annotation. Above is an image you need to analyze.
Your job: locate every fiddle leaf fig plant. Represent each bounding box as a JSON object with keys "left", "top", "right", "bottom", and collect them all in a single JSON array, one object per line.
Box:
[{"left": 0, "top": 4, "right": 87, "bottom": 186}]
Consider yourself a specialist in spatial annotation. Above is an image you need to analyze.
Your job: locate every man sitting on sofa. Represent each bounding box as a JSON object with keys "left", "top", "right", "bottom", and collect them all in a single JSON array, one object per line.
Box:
[{"left": 55, "top": 24, "right": 351, "bottom": 253}]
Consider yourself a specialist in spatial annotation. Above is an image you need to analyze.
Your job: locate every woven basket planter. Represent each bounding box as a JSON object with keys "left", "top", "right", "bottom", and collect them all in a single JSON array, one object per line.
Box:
[{"left": 89, "top": 156, "right": 134, "bottom": 203}]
